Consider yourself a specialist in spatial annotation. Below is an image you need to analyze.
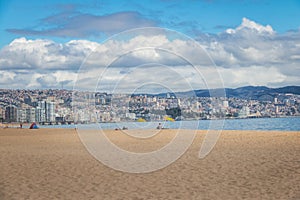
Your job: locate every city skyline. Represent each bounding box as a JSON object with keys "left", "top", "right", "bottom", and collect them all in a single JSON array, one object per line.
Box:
[
  {"left": 0, "top": 86, "right": 299, "bottom": 124},
  {"left": 0, "top": 1, "right": 300, "bottom": 91}
]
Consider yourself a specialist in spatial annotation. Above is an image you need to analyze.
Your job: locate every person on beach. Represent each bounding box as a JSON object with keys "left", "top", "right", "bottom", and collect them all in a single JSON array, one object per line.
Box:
[{"left": 157, "top": 123, "right": 162, "bottom": 129}]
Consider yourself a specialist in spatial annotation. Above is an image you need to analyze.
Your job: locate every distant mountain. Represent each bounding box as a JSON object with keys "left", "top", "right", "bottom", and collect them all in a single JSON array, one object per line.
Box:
[
  {"left": 150, "top": 86, "right": 300, "bottom": 100},
  {"left": 229, "top": 86, "right": 300, "bottom": 100}
]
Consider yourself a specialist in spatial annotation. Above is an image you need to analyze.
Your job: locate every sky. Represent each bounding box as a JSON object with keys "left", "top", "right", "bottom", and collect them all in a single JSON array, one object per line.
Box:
[{"left": 0, "top": 0, "right": 300, "bottom": 92}]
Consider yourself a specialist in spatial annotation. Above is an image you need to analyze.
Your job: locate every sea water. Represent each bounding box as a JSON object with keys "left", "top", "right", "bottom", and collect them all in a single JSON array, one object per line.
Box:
[{"left": 39, "top": 117, "right": 300, "bottom": 131}]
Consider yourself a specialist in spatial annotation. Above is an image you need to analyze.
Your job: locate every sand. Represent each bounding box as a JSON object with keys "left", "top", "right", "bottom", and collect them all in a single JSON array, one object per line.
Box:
[{"left": 0, "top": 128, "right": 299, "bottom": 200}]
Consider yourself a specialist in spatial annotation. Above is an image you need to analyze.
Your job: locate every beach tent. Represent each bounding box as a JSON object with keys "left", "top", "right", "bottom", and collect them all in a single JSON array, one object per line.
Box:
[{"left": 29, "top": 122, "right": 39, "bottom": 129}]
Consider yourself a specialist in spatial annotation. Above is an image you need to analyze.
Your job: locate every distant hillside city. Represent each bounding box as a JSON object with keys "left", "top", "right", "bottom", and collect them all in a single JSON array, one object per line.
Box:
[{"left": 0, "top": 86, "right": 299, "bottom": 124}]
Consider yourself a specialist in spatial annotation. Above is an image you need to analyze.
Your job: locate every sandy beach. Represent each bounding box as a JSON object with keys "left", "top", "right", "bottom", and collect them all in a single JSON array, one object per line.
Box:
[{"left": 0, "top": 128, "right": 299, "bottom": 200}]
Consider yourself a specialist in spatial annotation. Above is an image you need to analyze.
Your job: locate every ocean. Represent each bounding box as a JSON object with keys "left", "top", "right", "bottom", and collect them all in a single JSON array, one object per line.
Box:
[{"left": 39, "top": 117, "right": 300, "bottom": 131}]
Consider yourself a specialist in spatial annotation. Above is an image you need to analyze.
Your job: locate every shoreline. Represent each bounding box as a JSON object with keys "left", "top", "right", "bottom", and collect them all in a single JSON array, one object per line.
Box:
[
  {"left": 2, "top": 116, "right": 299, "bottom": 132},
  {"left": 1, "top": 126, "right": 300, "bottom": 132}
]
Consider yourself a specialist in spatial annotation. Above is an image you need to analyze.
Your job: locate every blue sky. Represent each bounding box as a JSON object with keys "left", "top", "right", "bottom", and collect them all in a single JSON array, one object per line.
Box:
[
  {"left": 0, "top": 0, "right": 300, "bottom": 90},
  {"left": 1, "top": 0, "right": 300, "bottom": 47}
]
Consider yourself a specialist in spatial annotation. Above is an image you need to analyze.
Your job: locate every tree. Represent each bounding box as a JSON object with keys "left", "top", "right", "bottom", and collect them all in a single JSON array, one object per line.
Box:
[{"left": 165, "top": 107, "right": 181, "bottom": 119}]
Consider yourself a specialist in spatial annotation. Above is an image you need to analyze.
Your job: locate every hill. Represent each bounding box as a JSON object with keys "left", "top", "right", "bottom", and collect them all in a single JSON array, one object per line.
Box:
[{"left": 152, "top": 86, "right": 300, "bottom": 100}]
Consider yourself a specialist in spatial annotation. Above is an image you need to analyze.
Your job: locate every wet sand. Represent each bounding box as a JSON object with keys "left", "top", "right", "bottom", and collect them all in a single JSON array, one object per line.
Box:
[{"left": 0, "top": 128, "right": 299, "bottom": 199}]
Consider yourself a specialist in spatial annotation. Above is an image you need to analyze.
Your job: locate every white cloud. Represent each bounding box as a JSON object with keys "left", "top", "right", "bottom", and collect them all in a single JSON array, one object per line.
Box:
[
  {"left": 0, "top": 37, "right": 101, "bottom": 71},
  {"left": 203, "top": 18, "right": 300, "bottom": 86},
  {"left": 226, "top": 17, "right": 274, "bottom": 35},
  {"left": 219, "top": 66, "right": 287, "bottom": 87},
  {"left": 0, "top": 18, "right": 300, "bottom": 90}
]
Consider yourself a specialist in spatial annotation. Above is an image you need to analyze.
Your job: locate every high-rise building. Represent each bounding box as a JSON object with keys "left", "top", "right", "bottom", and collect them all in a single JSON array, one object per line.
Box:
[
  {"left": 26, "top": 108, "right": 36, "bottom": 122},
  {"left": 0, "top": 107, "right": 4, "bottom": 122},
  {"left": 47, "top": 101, "right": 55, "bottom": 122},
  {"left": 275, "top": 106, "right": 279, "bottom": 114},
  {"left": 223, "top": 100, "right": 229, "bottom": 108},
  {"left": 5, "top": 105, "right": 17, "bottom": 122},
  {"left": 36, "top": 101, "right": 55, "bottom": 122},
  {"left": 238, "top": 106, "right": 250, "bottom": 118},
  {"left": 166, "top": 93, "right": 171, "bottom": 99},
  {"left": 36, "top": 101, "right": 46, "bottom": 122},
  {"left": 35, "top": 107, "right": 44, "bottom": 123},
  {"left": 17, "top": 107, "right": 36, "bottom": 123},
  {"left": 17, "top": 109, "right": 26, "bottom": 122}
]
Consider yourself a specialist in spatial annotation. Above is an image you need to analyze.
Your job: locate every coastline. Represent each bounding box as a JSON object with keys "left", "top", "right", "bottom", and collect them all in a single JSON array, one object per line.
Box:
[
  {"left": 1, "top": 128, "right": 299, "bottom": 199},
  {"left": 2, "top": 116, "right": 298, "bottom": 132}
]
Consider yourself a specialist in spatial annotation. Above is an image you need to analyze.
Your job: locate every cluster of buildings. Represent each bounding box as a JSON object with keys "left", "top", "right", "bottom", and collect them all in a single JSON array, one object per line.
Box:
[
  {"left": 0, "top": 89, "right": 299, "bottom": 124},
  {"left": 4, "top": 101, "right": 55, "bottom": 124},
  {"left": 0, "top": 89, "right": 72, "bottom": 124}
]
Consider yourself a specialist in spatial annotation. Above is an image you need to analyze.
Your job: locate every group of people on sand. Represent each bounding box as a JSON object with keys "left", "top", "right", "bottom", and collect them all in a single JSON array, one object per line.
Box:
[
  {"left": 0, "top": 123, "right": 22, "bottom": 129},
  {"left": 114, "top": 123, "right": 164, "bottom": 130},
  {"left": 115, "top": 126, "right": 128, "bottom": 131},
  {"left": 0, "top": 122, "right": 39, "bottom": 129},
  {"left": 157, "top": 122, "right": 169, "bottom": 129},
  {"left": 157, "top": 123, "right": 164, "bottom": 129}
]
